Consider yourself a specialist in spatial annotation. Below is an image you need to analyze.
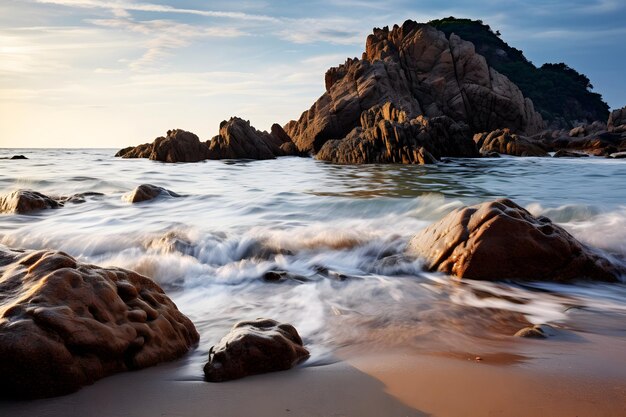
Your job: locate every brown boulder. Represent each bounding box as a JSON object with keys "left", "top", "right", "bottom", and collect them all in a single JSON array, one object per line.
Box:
[
  {"left": 286, "top": 20, "right": 544, "bottom": 154},
  {"left": 123, "top": 184, "right": 180, "bottom": 203},
  {"left": 0, "top": 247, "right": 199, "bottom": 398},
  {"left": 207, "top": 118, "right": 298, "bottom": 160},
  {"left": 406, "top": 199, "right": 622, "bottom": 282},
  {"left": 474, "top": 129, "right": 548, "bottom": 157},
  {"left": 0, "top": 190, "right": 62, "bottom": 214},
  {"left": 204, "top": 318, "right": 309, "bottom": 382},
  {"left": 316, "top": 102, "right": 478, "bottom": 164}
]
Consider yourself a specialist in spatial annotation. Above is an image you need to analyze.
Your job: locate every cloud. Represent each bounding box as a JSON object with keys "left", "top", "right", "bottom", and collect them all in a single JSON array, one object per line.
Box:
[{"left": 33, "top": 0, "right": 279, "bottom": 22}]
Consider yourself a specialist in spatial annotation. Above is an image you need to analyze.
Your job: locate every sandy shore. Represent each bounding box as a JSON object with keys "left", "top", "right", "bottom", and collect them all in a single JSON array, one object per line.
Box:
[{"left": 3, "top": 328, "right": 626, "bottom": 417}]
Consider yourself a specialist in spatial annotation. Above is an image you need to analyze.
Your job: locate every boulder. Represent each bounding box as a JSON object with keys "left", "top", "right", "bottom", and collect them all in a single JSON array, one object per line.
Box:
[
  {"left": 10, "top": 155, "right": 27, "bottom": 160},
  {"left": 207, "top": 118, "right": 298, "bottom": 160},
  {"left": 406, "top": 198, "right": 622, "bottom": 282},
  {"left": 569, "top": 126, "right": 586, "bottom": 137},
  {"left": 123, "top": 184, "right": 180, "bottom": 203},
  {"left": 286, "top": 20, "right": 544, "bottom": 154},
  {"left": 316, "top": 102, "right": 478, "bottom": 164},
  {"left": 608, "top": 106, "right": 626, "bottom": 133},
  {"left": 514, "top": 325, "right": 547, "bottom": 339},
  {"left": 473, "top": 129, "right": 548, "bottom": 157},
  {"left": 116, "top": 129, "right": 210, "bottom": 163},
  {"left": 204, "top": 318, "right": 309, "bottom": 382},
  {"left": 610, "top": 151, "right": 626, "bottom": 159},
  {"left": 0, "top": 190, "right": 62, "bottom": 214},
  {"left": 0, "top": 247, "right": 199, "bottom": 398},
  {"left": 553, "top": 149, "right": 589, "bottom": 158}
]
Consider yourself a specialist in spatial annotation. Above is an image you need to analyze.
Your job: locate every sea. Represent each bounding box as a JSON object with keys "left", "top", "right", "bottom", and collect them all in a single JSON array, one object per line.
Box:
[{"left": 1, "top": 149, "right": 625, "bottom": 378}]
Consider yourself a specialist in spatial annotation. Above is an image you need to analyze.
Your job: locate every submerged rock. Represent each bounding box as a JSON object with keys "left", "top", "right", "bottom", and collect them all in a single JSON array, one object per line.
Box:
[
  {"left": 204, "top": 318, "right": 309, "bottom": 382},
  {"left": 514, "top": 325, "right": 547, "bottom": 339},
  {"left": 123, "top": 184, "right": 180, "bottom": 203},
  {"left": 406, "top": 198, "right": 622, "bottom": 282},
  {"left": 474, "top": 129, "right": 548, "bottom": 157},
  {"left": 0, "top": 190, "right": 62, "bottom": 214},
  {"left": 286, "top": 20, "right": 544, "bottom": 154},
  {"left": 0, "top": 247, "right": 199, "bottom": 398},
  {"left": 316, "top": 102, "right": 478, "bottom": 164}
]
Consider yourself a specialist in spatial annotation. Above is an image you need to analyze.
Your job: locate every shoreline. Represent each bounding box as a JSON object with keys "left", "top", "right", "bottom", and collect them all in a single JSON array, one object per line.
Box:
[{"left": 3, "top": 329, "right": 626, "bottom": 417}]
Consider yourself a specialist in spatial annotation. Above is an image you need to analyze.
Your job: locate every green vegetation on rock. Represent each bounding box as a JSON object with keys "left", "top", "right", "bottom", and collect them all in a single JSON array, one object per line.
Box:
[{"left": 428, "top": 17, "right": 609, "bottom": 127}]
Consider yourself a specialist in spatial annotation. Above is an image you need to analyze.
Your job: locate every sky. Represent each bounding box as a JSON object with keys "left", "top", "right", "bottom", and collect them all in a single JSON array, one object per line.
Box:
[{"left": 1, "top": 0, "right": 625, "bottom": 148}]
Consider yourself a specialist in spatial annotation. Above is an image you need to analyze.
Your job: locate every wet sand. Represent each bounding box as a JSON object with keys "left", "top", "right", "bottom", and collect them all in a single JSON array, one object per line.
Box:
[{"left": 3, "top": 329, "right": 626, "bottom": 417}]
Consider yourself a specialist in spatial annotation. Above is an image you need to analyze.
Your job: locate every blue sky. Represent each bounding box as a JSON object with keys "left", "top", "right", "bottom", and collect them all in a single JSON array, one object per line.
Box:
[{"left": 1, "top": 0, "right": 625, "bottom": 147}]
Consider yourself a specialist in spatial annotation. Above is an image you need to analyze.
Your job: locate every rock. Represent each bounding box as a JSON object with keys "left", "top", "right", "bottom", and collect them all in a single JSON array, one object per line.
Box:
[
  {"left": 204, "top": 318, "right": 309, "bottom": 382},
  {"left": 10, "top": 155, "right": 27, "bottom": 160},
  {"left": 206, "top": 118, "right": 298, "bottom": 160},
  {"left": 608, "top": 106, "right": 626, "bottom": 132},
  {"left": 610, "top": 151, "right": 626, "bottom": 159},
  {"left": 0, "top": 190, "right": 62, "bottom": 214},
  {"left": 406, "top": 198, "right": 622, "bottom": 282},
  {"left": 316, "top": 102, "right": 478, "bottom": 164},
  {"left": 514, "top": 325, "right": 547, "bottom": 339},
  {"left": 61, "top": 192, "right": 106, "bottom": 204},
  {"left": 286, "top": 20, "right": 544, "bottom": 154},
  {"left": 553, "top": 150, "right": 589, "bottom": 158},
  {"left": 0, "top": 247, "right": 199, "bottom": 398},
  {"left": 480, "top": 150, "right": 501, "bottom": 158},
  {"left": 123, "top": 184, "right": 180, "bottom": 203},
  {"left": 473, "top": 129, "right": 548, "bottom": 157},
  {"left": 117, "top": 129, "right": 210, "bottom": 163},
  {"left": 116, "top": 122, "right": 300, "bottom": 162},
  {"left": 569, "top": 126, "right": 586, "bottom": 137}
]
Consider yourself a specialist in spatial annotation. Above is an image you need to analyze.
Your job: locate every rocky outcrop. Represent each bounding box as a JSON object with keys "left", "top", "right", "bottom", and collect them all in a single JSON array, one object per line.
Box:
[
  {"left": 316, "top": 102, "right": 478, "bottom": 164},
  {"left": 116, "top": 129, "right": 210, "bottom": 162},
  {"left": 286, "top": 20, "right": 544, "bottom": 154},
  {"left": 206, "top": 118, "right": 298, "bottom": 160},
  {"left": 0, "top": 247, "right": 199, "bottom": 398},
  {"left": 123, "top": 184, "right": 180, "bottom": 203},
  {"left": 0, "top": 190, "right": 62, "bottom": 214},
  {"left": 474, "top": 129, "right": 548, "bottom": 157},
  {"left": 204, "top": 318, "right": 309, "bottom": 382},
  {"left": 608, "top": 106, "right": 626, "bottom": 133},
  {"left": 406, "top": 198, "right": 622, "bottom": 282},
  {"left": 116, "top": 122, "right": 300, "bottom": 162}
]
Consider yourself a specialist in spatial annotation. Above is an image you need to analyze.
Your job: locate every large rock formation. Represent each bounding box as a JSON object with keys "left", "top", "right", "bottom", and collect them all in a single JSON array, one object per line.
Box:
[
  {"left": 0, "top": 247, "right": 199, "bottom": 398},
  {"left": 474, "top": 129, "right": 548, "bottom": 157},
  {"left": 204, "top": 318, "right": 309, "bottom": 382},
  {"left": 316, "top": 102, "right": 478, "bottom": 164},
  {"left": 123, "top": 184, "right": 180, "bottom": 203},
  {"left": 116, "top": 121, "right": 299, "bottom": 162},
  {"left": 0, "top": 190, "right": 62, "bottom": 214},
  {"left": 406, "top": 199, "right": 622, "bottom": 282},
  {"left": 116, "top": 129, "right": 210, "bottom": 162},
  {"left": 286, "top": 20, "right": 544, "bottom": 154},
  {"left": 207, "top": 118, "right": 296, "bottom": 160}
]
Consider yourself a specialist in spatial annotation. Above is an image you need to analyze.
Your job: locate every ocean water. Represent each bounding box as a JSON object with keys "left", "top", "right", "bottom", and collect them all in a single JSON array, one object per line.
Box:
[{"left": 1, "top": 149, "right": 625, "bottom": 376}]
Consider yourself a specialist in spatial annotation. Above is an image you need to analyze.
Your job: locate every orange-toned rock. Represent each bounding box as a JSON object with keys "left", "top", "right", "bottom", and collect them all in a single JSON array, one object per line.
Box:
[
  {"left": 0, "top": 190, "right": 62, "bottom": 214},
  {"left": 116, "top": 129, "right": 210, "bottom": 162},
  {"left": 204, "top": 318, "right": 309, "bottom": 382},
  {"left": 406, "top": 199, "right": 622, "bottom": 282},
  {"left": 0, "top": 247, "right": 199, "bottom": 398},
  {"left": 316, "top": 102, "right": 478, "bottom": 164},
  {"left": 474, "top": 129, "right": 548, "bottom": 157}
]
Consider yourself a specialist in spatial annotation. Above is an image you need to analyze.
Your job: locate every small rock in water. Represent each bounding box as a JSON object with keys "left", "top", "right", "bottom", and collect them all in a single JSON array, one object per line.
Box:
[
  {"left": 609, "top": 151, "right": 626, "bottom": 159},
  {"left": 123, "top": 184, "right": 180, "bottom": 203},
  {"left": 514, "top": 325, "right": 547, "bottom": 339},
  {"left": 204, "top": 318, "right": 309, "bottom": 382},
  {"left": 10, "top": 155, "right": 27, "bottom": 160},
  {"left": 0, "top": 189, "right": 62, "bottom": 214},
  {"left": 553, "top": 149, "right": 589, "bottom": 158}
]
